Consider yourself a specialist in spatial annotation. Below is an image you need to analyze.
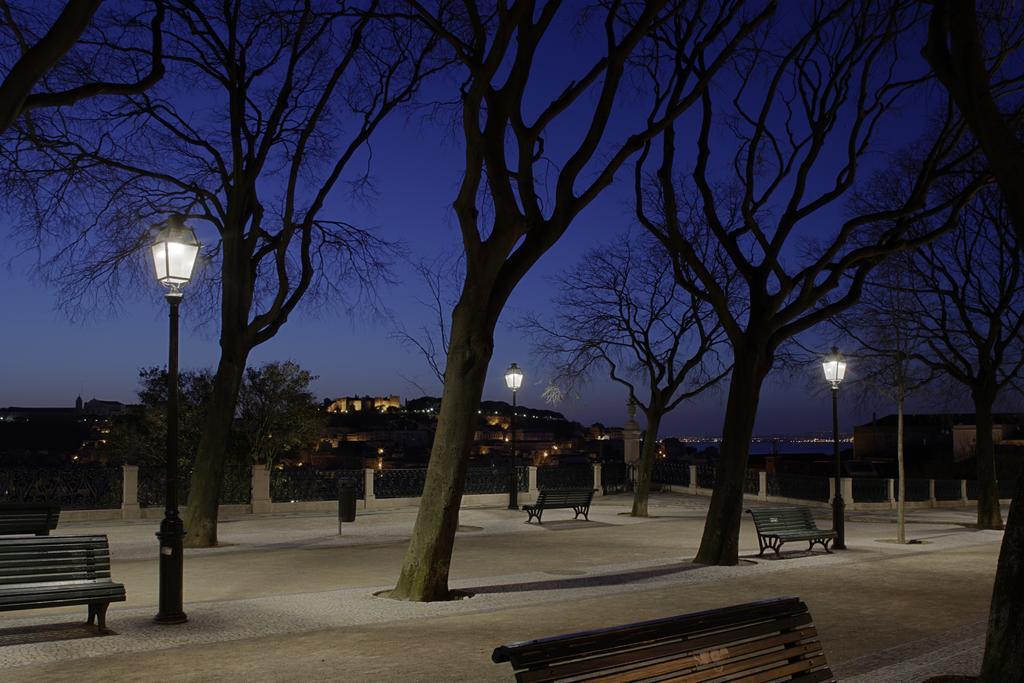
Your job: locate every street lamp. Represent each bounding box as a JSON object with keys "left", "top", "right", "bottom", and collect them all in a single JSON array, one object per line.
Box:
[
  {"left": 822, "top": 346, "right": 847, "bottom": 550},
  {"left": 504, "top": 363, "right": 524, "bottom": 510},
  {"left": 150, "top": 214, "right": 199, "bottom": 624}
]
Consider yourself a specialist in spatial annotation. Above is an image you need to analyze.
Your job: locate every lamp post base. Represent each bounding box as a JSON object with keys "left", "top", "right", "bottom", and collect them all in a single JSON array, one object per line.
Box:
[
  {"left": 832, "top": 494, "right": 846, "bottom": 550},
  {"left": 154, "top": 514, "right": 187, "bottom": 624}
]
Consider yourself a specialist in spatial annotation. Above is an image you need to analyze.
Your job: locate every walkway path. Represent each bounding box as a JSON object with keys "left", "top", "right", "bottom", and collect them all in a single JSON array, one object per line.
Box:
[{"left": 1, "top": 493, "right": 1000, "bottom": 681}]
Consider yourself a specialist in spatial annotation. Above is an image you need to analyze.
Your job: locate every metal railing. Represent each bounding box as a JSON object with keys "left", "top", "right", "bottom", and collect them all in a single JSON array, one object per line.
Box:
[
  {"left": 0, "top": 466, "right": 122, "bottom": 510},
  {"left": 767, "top": 474, "right": 830, "bottom": 502},
  {"left": 651, "top": 462, "right": 690, "bottom": 487},
  {"left": 852, "top": 478, "right": 888, "bottom": 503},
  {"left": 600, "top": 462, "right": 629, "bottom": 495},
  {"left": 934, "top": 479, "right": 962, "bottom": 501},
  {"left": 537, "top": 465, "right": 593, "bottom": 490},
  {"left": 905, "top": 479, "right": 930, "bottom": 502},
  {"left": 138, "top": 464, "right": 251, "bottom": 507},
  {"left": 696, "top": 464, "right": 716, "bottom": 489},
  {"left": 270, "top": 468, "right": 364, "bottom": 502},
  {"left": 463, "top": 466, "right": 527, "bottom": 495},
  {"left": 743, "top": 469, "right": 760, "bottom": 495},
  {"left": 374, "top": 468, "right": 428, "bottom": 498}
]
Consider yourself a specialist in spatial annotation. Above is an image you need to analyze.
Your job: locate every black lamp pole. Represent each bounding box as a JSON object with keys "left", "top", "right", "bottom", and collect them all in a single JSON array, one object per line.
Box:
[
  {"left": 831, "top": 384, "right": 846, "bottom": 550},
  {"left": 508, "top": 390, "right": 518, "bottom": 510},
  {"left": 155, "top": 291, "right": 187, "bottom": 624}
]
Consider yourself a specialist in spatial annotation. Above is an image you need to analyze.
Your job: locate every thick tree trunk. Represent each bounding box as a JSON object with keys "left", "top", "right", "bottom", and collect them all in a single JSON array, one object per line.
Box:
[
  {"left": 388, "top": 291, "right": 494, "bottom": 601},
  {"left": 694, "top": 349, "right": 771, "bottom": 565},
  {"left": 631, "top": 409, "right": 663, "bottom": 518},
  {"left": 981, "top": 473, "right": 1024, "bottom": 680},
  {"left": 182, "top": 336, "right": 249, "bottom": 547},
  {"left": 897, "top": 392, "right": 906, "bottom": 544},
  {"left": 183, "top": 236, "right": 254, "bottom": 548},
  {"left": 974, "top": 388, "right": 1003, "bottom": 530}
]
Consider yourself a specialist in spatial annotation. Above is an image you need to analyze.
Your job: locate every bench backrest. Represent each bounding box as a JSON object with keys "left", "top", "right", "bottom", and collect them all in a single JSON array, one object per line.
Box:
[
  {"left": 493, "top": 596, "right": 834, "bottom": 682},
  {"left": 536, "top": 489, "right": 594, "bottom": 506},
  {"left": 0, "top": 535, "right": 113, "bottom": 588},
  {"left": 0, "top": 503, "right": 61, "bottom": 536},
  {"left": 747, "top": 506, "right": 820, "bottom": 534}
]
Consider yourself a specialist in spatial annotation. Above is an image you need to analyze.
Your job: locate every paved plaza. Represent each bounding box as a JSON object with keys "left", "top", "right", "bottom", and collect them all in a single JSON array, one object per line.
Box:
[{"left": 0, "top": 492, "right": 1001, "bottom": 682}]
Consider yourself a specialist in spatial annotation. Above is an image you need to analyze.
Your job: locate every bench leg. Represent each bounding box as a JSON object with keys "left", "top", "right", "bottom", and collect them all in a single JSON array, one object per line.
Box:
[
  {"left": 87, "top": 602, "right": 109, "bottom": 632},
  {"left": 823, "top": 538, "right": 833, "bottom": 554}
]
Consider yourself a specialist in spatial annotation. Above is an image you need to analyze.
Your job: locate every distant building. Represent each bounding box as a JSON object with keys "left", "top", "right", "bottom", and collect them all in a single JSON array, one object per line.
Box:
[
  {"left": 325, "top": 395, "right": 401, "bottom": 414},
  {"left": 854, "top": 412, "right": 1024, "bottom": 464}
]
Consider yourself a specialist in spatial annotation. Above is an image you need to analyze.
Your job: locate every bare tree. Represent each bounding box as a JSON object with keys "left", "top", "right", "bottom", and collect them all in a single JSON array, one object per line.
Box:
[
  {"left": 0, "top": 0, "right": 164, "bottom": 135},
  {"left": 9, "top": 0, "right": 441, "bottom": 547},
  {"left": 634, "top": 1, "right": 981, "bottom": 566},
  {"left": 925, "top": 7, "right": 1024, "bottom": 675},
  {"left": 387, "top": 0, "right": 776, "bottom": 602},
  {"left": 391, "top": 253, "right": 462, "bottom": 391},
  {"left": 897, "top": 189, "right": 1024, "bottom": 530},
  {"left": 524, "top": 233, "right": 728, "bottom": 517},
  {"left": 831, "top": 261, "right": 934, "bottom": 544}
]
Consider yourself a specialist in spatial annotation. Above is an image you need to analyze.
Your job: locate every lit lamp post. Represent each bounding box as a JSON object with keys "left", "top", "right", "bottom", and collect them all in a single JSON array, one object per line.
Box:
[
  {"left": 822, "top": 346, "right": 847, "bottom": 550},
  {"left": 504, "top": 363, "right": 524, "bottom": 510},
  {"left": 150, "top": 214, "right": 199, "bottom": 624}
]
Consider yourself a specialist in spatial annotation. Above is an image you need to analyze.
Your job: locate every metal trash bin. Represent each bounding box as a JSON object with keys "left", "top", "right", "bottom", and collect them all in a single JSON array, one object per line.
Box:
[{"left": 338, "top": 477, "right": 357, "bottom": 524}]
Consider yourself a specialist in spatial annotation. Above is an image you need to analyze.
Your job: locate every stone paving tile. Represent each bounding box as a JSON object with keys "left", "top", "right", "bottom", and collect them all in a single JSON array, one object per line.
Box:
[{"left": 844, "top": 634, "right": 983, "bottom": 682}]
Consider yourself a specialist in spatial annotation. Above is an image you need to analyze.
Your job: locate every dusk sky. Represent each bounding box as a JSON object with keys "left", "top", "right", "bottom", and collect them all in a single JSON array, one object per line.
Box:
[{"left": 0, "top": 6, "right": 975, "bottom": 437}]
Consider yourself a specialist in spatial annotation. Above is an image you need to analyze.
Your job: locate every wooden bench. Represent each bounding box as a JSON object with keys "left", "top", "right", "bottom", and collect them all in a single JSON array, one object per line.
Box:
[
  {"left": 0, "top": 502, "right": 61, "bottom": 536},
  {"left": 0, "top": 535, "right": 126, "bottom": 632},
  {"left": 522, "top": 488, "right": 595, "bottom": 524},
  {"left": 493, "top": 596, "right": 834, "bottom": 682},
  {"left": 747, "top": 506, "right": 837, "bottom": 556}
]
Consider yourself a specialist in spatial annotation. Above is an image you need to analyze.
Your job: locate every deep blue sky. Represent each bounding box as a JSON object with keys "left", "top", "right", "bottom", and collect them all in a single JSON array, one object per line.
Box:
[{"left": 0, "top": 6, "right": 972, "bottom": 436}]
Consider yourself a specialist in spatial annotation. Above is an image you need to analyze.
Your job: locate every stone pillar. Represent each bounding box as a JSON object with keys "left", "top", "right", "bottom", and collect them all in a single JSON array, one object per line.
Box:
[
  {"left": 841, "top": 477, "right": 854, "bottom": 504},
  {"left": 689, "top": 465, "right": 698, "bottom": 493},
  {"left": 364, "top": 468, "right": 376, "bottom": 510},
  {"left": 758, "top": 471, "right": 768, "bottom": 501},
  {"left": 251, "top": 466, "right": 272, "bottom": 514},
  {"left": 622, "top": 400, "right": 641, "bottom": 466},
  {"left": 887, "top": 479, "right": 896, "bottom": 510},
  {"left": 528, "top": 466, "right": 538, "bottom": 494},
  {"left": 593, "top": 463, "right": 603, "bottom": 496},
  {"left": 121, "top": 465, "right": 140, "bottom": 520}
]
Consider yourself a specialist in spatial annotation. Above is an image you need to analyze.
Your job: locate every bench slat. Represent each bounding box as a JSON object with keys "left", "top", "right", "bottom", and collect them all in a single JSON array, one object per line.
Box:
[
  {"left": 664, "top": 645, "right": 824, "bottom": 683},
  {"left": 0, "top": 535, "right": 126, "bottom": 619},
  {"left": 496, "top": 597, "right": 807, "bottom": 667},
  {"left": 519, "top": 616, "right": 816, "bottom": 683},
  {"left": 568, "top": 628, "right": 820, "bottom": 683},
  {"left": 0, "top": 504, "right": 61, "bottom": 536},
  {"left": 494, "top": 597, "right": 834, "bottom": 683}
]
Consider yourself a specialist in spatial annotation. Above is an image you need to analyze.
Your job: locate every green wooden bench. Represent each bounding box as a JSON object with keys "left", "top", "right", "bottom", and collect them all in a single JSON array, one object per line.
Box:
[
  {"left": 0, "top": 503, "right": 61, "bottom": 536},
  {"left": 522, "top": 488, "right": 595, "bottom": 524},
  {"left": 493, "top": 596, "right": 834, "bottom": 682},
  {"left": 747, "top": 506, "right": 837, "bottom": 556},
  {"left": 0, "top": 535, "right": 126, "bottom": 632}
]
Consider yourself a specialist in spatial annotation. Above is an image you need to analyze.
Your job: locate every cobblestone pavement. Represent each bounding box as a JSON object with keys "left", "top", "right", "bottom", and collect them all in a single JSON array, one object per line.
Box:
[{"left": 0, "top": 493, "right": 1003, "bottom": 681}]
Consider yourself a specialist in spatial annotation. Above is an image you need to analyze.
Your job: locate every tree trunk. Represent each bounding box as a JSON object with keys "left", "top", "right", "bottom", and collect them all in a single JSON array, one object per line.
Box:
[
  {"left": 981, "top": 473, "right": 1024, "bottom": 680},
  {"left": 897, "top": 392, "right": 906, "bottom": 544},
  {"left": 182, "top": 335, "right": 249, "bottom": 547},
  {"left": 632, "top": 408, "right": 663, "bottom": 518},
  {"left": 694, "top": 349, "right": 771, "bottom": 565},
  {"left": 974, "top": 388, "right": 1003, "bottom": 530},
  {"left": 388, "top": 291, "right": 495, "bottom": 601},
  {"left": 182, "top": 229, "right": 255, "bottom": 548}
]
